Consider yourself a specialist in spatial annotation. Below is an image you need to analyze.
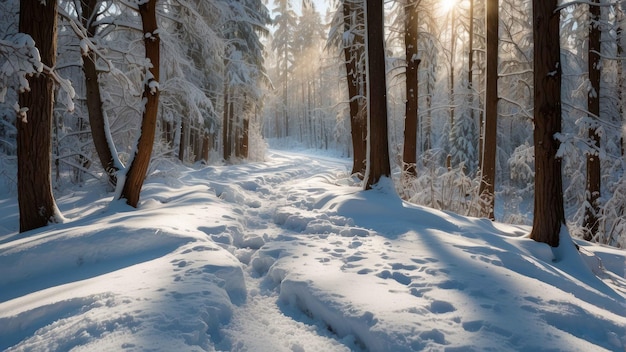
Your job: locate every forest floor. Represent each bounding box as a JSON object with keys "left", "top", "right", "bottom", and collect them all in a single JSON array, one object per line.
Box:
[{"left": 0, "top": 149, "right": 625, "bottom": 351}]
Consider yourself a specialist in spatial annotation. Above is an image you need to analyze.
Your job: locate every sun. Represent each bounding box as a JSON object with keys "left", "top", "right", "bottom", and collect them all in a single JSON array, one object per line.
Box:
[{"left": 439, "top": 0, "right": 458, "bottom": 14}]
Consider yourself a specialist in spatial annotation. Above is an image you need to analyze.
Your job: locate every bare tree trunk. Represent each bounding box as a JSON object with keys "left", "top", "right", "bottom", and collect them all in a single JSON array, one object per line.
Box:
[
  {"left": 242, "top": 116, "right": 249, "bottom": 159},
  {"left": 223, "top": 86, "right": 231, "bottom": 161},
  {"left": 364, "top": 0, "right": 391, "bottom": 189},
  {"left": 618, "top": 4, "right": 626, "bottom": 157},
  {"left": 343, "top": 0, "right": 367, "bottom": 176},
  {"left": 481, "top": 0, "right": 498, "bottom": 220},
  {"left": 120, "top": 0, "right": 160, "bottom": 207},
  {"left": 449, "top": 8, "right": 456, "bottom": 129},
  {"left": 584, "top": 0, "right": 601, "bottom": 241},
  {"left": 530, "top": 0, "right": 565, "bottom": 247},
  {"left": 81, "top": 0, "right": 119, "bottom": 186},
  {"left": 178, "top": 119, "right": 186, "bottom": 162},
  {"left": 201, "top": 131, "right": 210, "bottom": 163},
  {"left": 17, "top": 0, "right": 61, "bottom": 232},
  {"left": 402, "top": 0, "right": 420, "bottom": 177}
]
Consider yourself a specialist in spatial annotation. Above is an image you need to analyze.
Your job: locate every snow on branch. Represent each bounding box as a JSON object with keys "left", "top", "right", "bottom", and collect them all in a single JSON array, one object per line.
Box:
[{"left": 0, "top": 33, "right": 76, "bottom": 118}]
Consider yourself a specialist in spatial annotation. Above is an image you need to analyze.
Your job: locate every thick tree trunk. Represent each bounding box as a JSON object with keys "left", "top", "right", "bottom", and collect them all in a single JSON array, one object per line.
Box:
[
  {"left": 343, "top": 0, "right": 367, "bottom": 176},
  {"left": 364, "top": 0, "right": 391, "bottom": 189},
  {"left": 402, "top": 0, "right": 420, "bottom": 177},
  {"left": 81, "top": 0, "right": 119, "bottom": 186},
  {"left": 17, "top": 0, "right": 60, "bottom": 232},
  {"left": 584, "top": 0, "right": 601, "bottom": 241},
  {"left": 530, "top": 0, "right": 565, "bottom": 247},
  {"left": 120, "top": 0, "right": 160, "bottom": 207},
  {"left": 481, "top": 0, "right": 498, "bottom": 220}
]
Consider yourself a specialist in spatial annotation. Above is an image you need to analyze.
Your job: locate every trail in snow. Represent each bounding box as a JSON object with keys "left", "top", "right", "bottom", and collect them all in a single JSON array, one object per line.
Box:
[
  {"left": 201, "top": 151, "right": 360, "bottom": 351},
  {"left": 0, "top": 150, "right": 624, "bottom": 351}
]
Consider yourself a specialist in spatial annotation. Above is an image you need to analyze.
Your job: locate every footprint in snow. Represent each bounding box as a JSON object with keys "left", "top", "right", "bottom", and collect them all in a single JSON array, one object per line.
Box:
[{"left": 428, "top": 300, "right": 456, "bottom": 314}]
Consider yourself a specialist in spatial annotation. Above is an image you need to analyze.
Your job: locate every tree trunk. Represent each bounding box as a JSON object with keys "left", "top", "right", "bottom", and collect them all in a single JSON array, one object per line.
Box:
[
  {"left": 223, "top": 86, "right": 231, "bottom": 161},
  {"left": 364, "top": 0, "right": 391, "bottom": 189},
  {"left": 584, "top": 0, "right": 601, "bottom": 241},
  {"left": 201, "top": 131, "right": 210, "bottom": 163},
  {"left": 81, "top": 0, "right": 119, "bottom": 187},
  {"left": 449, "top": 8, "right": 456, "bottom": 129},
  {"left": 402, "top": 0, "right": 420, "bottom": 177},
  {"left": 343, "top": 0, "right": 367, "bottom": 176},
  {"left": 481, "top": 0, "right": 498, "bottom": 220},
  {"left": 120, "top": 0, "right": 160, "bottom": 207},
  {"left": 178, "top": 119, "right": 186, "bottom": 162},
  {"left": 242, "top": 116, "right": 249, "bottom": 159},
  {"left": 530, "top": 0, "right": 565, "bottom": 247},
  {"left": 618, "top": 4, "right": 626, "bottom": 157},
  {"left": 17, "top": 0, "right": 61, "bottom": 232}
]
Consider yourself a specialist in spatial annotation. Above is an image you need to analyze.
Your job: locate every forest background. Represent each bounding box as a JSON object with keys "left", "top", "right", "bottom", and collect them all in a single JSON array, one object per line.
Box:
[{"left": 0, "top": 0, "right": 625, "bottom": 248}]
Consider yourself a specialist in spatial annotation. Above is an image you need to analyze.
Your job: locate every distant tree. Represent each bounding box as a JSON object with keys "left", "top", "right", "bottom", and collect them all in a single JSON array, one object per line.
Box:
[
  {"left": 272, "top": 0, "right": 297, "bottom": 137},
  {"left": 583, "top": 0, "right": 601, "bottom": 240},
  {"left": 530, "top": 0, "right": 565, "bottom": 247},
  {"left": 16, "top": 0, "right": 62, "bottom": 232},
  {"left": 222, "top": 0, "right": 271, "bottom": 161},
  {"left": 364, "top": 0, "right": 391, "bottom": 189},
  {"left": 480, "top": 0, "right": 498, "bottom": 220},
  {"left": 119, "top": 0, "right": 160, "bottom": 207}
]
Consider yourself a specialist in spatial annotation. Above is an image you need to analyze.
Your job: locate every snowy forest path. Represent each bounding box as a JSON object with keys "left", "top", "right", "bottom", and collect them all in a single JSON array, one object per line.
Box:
[{"left": 200, "top": 150, "right": 359, "bottom": 351}]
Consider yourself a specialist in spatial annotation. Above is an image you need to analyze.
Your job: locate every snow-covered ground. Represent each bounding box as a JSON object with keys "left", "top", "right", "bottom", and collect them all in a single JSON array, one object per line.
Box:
[{"left": 1, "top": 150, "right": 625, "bottom": 351}]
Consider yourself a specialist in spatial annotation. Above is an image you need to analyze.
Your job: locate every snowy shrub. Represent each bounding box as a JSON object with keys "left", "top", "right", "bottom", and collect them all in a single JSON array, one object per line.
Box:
[{"left": 401, "top": 151, "right": 486, "bottom": 218}]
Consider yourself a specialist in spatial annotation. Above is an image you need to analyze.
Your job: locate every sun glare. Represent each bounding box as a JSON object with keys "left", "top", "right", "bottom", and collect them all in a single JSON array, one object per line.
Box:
[{"left": 439, "top": 0, "right": 458, "bottom": 14}]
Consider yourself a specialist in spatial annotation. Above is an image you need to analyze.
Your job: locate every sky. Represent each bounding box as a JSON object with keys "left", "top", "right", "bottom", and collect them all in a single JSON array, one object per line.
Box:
[{"left": 0, "top": 147, "right": 625, "bottom": 351}]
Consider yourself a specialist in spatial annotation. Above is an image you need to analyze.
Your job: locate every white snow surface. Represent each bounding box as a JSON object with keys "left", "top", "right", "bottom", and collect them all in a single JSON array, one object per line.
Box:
[{"left": 1, "top": 150, "right": 625, "bottom": 352}]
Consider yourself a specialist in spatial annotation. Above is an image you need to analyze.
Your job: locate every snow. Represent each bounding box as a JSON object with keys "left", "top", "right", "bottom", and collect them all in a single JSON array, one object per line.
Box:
[{"left": 1, "top": 150, "right": 625, "bottom": 351}]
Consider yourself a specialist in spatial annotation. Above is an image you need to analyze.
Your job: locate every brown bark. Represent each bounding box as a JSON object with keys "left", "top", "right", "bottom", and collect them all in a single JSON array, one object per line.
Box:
[
  {"left": 343, "top": 0, "right": 367, "bottom": 176},
  {"left": 481, "top": 0, "right": 498, "bottom": 220},
  {"left": 201, "top": 132, "right": 210, "bottom": 163},
  {"left": 81, "top": 0, "right": 119, "bottom": 186},
  {"left": 618, "top": 5, "right": 626, "bottom": 157},
  {"left": 402, "top": 0, "right": 420, "bottom": 177},
  {"left": 178, "top": 119, "right": 186, "bottom": 162},
  {"left": 120, "top": 0, "right": 160, "bottom": 207},
  {"left": 364, "top": 0, "right": 391, "bottom": 189},
  {"left": 242, "top": 117, "right": 249, "bottom": 159},
  {"left": 530, "top": 0, "right": 565, "bottom": 247},
  {"left": 17, "top": 0, "right": 60, "bottom": 232},
  {"left": 584, "top": 0, "right": 601, "bottom": 241}
]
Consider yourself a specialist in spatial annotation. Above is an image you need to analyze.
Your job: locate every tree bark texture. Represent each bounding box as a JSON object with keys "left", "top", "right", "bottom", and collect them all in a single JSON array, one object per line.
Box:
[
  {"left": 81, "top": 0, "right": 119, "bottom": 186},
  {"left": 584, "top": 0, "right": 601, "bottom": 241},
  {"left": 343, "top": 0, "right": 367, "bottom": 176},
  {"left": 17, "top": 0, "right": 60, "bottom": 232},
  {"left": 481, "top": 0, "right": 499, "bottom": 220},
  {"left": 530, "top": 0, "right": 565, "bottom": 247},
  {"left": 364, "top": 0, "right": 391, "bottom": 189},
  {"left": 120, "top": 0, "right": 160, "bottom": 207},
  {"left": 402, "top": 0, "right": 420, "bottom": 177}
]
